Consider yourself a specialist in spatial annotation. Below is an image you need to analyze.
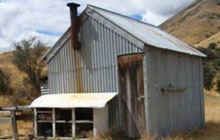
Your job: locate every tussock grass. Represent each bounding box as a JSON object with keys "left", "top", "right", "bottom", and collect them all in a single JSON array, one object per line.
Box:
[
  {"left": 0, "top": 120, "right": 32, "bottom": 139},
  {"left": 0, "top": 95, "right": 12, "bottom": 107}
]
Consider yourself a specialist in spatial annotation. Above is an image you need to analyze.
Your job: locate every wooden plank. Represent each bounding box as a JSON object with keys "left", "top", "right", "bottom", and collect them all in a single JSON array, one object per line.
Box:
[
  {"left": 72, "top": 109, "right": 75, "bottom": 138},
  {"left": 119, "top": 67, "right": 127, "bottom": 132},
  {"left": 34, "top": 108, "right": 37, "bottom": 138},
  {"left": 11, "top": 111, "right": 18, "bottom": 140},
  {"left": 143, "top": 48, "right": 150, "bottom": 134},
  {"left": 125, "top": 68, "right": 133, "bottom": 137},
  {"left": 136, "top": 60, "right": 146, "bottom": 136},
  {"left": 75, "top": 120, "right": 93, "bottom": 123},
  {"left": 52, "top": 108, "right": 56, "bottom": 138}
]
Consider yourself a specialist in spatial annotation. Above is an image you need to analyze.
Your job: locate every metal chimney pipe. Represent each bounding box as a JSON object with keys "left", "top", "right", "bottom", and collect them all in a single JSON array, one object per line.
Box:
[{"left": 67, "top": 3, "right": 81, "bottom": 49}]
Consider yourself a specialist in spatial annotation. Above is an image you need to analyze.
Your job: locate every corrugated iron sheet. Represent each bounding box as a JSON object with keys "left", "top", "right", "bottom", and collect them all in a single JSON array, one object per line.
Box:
[
  {"left": 45, "top": 4, "right": 205, "bottom": 94},
  {"left": 88, "top": 5, "right": 206, "bottom": 57},
  {"left": 29, "top": 92, "right": 117, "bottom": 108},
  {"left": 47, "top": 16, "right": 142, "bottom": 94}
]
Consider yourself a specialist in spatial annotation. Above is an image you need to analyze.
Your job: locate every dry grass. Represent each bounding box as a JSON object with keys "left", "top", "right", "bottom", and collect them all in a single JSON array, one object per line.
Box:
[
  {"left": 161, "top": 94, "right": 220, "bottom": 140},
  {"left": 195, "top": 32, "right": 220, "bottom": 48},
  {"left": 0, "top": 95, "right": 12, "bottom": 107},
  {"left": 0, "top": 52, "right": 34, "bottom": 106},
  {"left": 0, "top": 123, "right": 12, "bottom": 137},
  {"left": 161, "top": 0, "right": 220, "bottom": 46},
  {"left": 92, "top": 94, "right": 220, "bottom": 140},
  {"left": 160, "top": 94, "right": 220, "bottom": 140},
  {"left": 0, "top": 120, "right": 33, "bottom": 139},
  {"left": 0, "top": 93, "right": 219, "bottom": 140}
]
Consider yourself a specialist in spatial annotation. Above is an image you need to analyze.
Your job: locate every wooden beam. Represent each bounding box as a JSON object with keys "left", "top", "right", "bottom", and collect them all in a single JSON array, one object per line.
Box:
[
  {"left": 52, "top": 108, "right": 56, "bottom": 138},
  {"left": 33, "top": 108, "right": 37, "bottom": 138},
  {"left": 72, "top": 109, "right": 75, "bottom": 138},
  {"left": 11, "top": 111, "right": 18, "bottom": 140}
]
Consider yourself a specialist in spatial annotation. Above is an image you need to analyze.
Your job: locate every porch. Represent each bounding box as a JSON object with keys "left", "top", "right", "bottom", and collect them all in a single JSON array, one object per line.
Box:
[{"left": 30, "top": 93, "right": 117, "bottom": 139}]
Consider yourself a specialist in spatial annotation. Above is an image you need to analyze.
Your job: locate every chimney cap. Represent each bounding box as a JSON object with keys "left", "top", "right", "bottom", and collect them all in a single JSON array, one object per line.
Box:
[{"left": 67, "top": 3, "right": 80, "bottom": 8}]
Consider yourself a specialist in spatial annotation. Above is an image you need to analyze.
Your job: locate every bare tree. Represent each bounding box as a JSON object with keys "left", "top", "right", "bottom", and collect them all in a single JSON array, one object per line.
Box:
[{"left": 13, "top": 37, "right": 48, "bottom": 95}]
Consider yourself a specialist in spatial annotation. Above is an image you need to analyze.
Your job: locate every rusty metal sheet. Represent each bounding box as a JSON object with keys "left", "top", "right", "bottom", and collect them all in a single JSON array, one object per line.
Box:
[{"left": 118, "top": 53, "right": 143, "bottom": 68}]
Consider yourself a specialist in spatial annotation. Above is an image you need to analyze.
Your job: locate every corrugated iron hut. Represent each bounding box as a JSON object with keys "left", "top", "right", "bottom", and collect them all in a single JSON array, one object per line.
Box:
[{"left": 30, "top": 3, "right": 206, "bottom": 139}]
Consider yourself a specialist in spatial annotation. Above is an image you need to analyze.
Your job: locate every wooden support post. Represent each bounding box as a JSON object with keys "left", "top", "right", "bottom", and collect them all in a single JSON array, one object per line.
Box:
[
  {"left": 52, "top": 108, "right": 56, "bottom": 138},
  {"left": 11, "top": 111, "right": 18, "bottom": 140},
  {"left": 125, "top": 69, "right": 133, "bottom": 137},
  {"left": 93, "top": 108, "right": 96, "bottom": 137},
  {"left": 33, "top": 108, "right": 37, "bottom": 138},
  {"left": 72, "top": 109, "right": 75, "bottom": 138}
]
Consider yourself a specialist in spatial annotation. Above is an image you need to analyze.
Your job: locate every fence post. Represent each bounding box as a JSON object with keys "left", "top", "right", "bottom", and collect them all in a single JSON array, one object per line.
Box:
[{"left": 11, "top": 110, "right": 18, "bottom": 140}]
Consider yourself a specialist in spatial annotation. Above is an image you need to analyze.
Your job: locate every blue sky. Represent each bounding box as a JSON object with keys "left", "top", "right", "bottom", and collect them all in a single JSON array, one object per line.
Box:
[
  {"left": 0, "top": 0, "right": 194, "bottom": 52},
  {"left": 131, "top": 14, "right": 142, "bottom": 20},
  {"left": 36, "top": 29, "right": 63, "bottom": 36}
]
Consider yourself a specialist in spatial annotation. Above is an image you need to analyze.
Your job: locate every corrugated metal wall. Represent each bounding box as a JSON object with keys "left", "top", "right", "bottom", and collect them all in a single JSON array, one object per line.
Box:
[
  {"left": 144, "top": 47, "right": 205, "bottom": 135},
  {"left": 48, "top": 16, "right": 143, "bottom": 94},
  {"left": 46, "top": 11, "right": 205, "bottom": 136}
]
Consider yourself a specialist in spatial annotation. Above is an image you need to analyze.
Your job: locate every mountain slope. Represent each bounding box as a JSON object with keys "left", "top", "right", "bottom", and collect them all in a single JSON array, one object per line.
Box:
[
  {"left": 161, "top": 0, "right": 220, "bottom": 47},
  {"left": 195, "top": 32, "right": 220, "bottom": 47}
]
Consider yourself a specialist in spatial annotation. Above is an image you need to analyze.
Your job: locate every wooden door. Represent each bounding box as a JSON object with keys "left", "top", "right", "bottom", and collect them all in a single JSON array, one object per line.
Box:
[{"left": 118, "top": 54, "right": 146, "bottom": 138}]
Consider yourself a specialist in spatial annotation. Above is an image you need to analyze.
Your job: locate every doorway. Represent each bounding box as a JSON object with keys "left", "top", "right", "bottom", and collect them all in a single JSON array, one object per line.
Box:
[{"left": 118, "top": 53, "right": 146, "bottom": 138}]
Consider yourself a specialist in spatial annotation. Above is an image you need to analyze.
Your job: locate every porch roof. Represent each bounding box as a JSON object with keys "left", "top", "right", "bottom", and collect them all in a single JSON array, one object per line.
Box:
[{"left": 29, "top": 93, "right": 117, "bottom": 108}]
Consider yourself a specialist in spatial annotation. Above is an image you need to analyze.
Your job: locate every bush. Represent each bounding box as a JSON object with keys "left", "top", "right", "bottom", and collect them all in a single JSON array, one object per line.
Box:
[
  {"left": 197, "top": 47, "right": 215, "bottom": 60},
  {"left": 216, "top": 76, "right": 220, "bottom": 93},
  {"left": 208, "top": 42, "right": 217, "bottom": 49},
  {"left": 13, "top": 38, "right": 47, "bottom": 95},
  {"left": 203, "top": 63, "right": 216, "bottom": 90},
  {"left": 0, "top": 67, "right": 11, "bottom": 94},
  {"left": 197, "top": 45, "right": 220, "bottom": 91}
]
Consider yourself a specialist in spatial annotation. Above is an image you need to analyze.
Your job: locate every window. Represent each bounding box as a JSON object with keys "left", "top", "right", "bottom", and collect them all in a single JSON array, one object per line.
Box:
[
  {"left": 55, "top": 109, "right": 72, "bottom": 137},
  {"left": 75, "top": 108, "right": 93, "bottom": 138},
  {"left": 35, "top": 108, "right": 94, "bottom": 138},
  {"left": 36, "top": 108, "right": 52, "bottom": 137}
]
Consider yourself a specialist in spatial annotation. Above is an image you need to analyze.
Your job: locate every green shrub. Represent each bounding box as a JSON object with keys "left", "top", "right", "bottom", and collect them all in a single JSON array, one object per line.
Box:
[
  {"left": 203, "top": 63, "right": 216, "bottom": 90},
  {"left": 208, "top": 42, "right": 217, "bottom": 49},
  {"left": 216, "top": 76, "right": 220, "bottom": 94},
  {"left": 198, "top": 45, "right": 220, "bottom": 91},
  {"left": 13, "top": 37, "right": 47, "bottom": 95},
  {"left": 0, "top": 67, "right": 11, "bottom": 94}
]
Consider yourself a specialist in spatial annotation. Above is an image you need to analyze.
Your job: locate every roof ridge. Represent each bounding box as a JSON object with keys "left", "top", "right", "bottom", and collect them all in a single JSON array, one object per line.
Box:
[
  {"left": 87, "top": 5, "right": 189, "bottom": 43},
  {"left": 87, "top": 4, "right": 158, "bottom": 28},
  {"left": 87, "top": 5, "right": 205, "bottom": 57}
]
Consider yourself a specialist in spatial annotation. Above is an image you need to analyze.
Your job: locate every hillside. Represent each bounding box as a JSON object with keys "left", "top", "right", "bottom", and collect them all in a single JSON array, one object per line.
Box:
[
  {"left": 195, "top": 32, "right": 220, "bottom": 47},
  {"left": 161, "top": 0, "right": 220, "bottom": 47},
  {"left": 0, "top": 52, "right": 29, "bottom": 106}
]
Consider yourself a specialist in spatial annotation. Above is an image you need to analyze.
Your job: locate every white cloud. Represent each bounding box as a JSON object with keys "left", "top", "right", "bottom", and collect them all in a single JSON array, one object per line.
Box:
[
  {"left": 0, "top": 0, "right": 194, "bottom": 52},
  {"left": 142, "top": 11, "right": 172, "bottom": 26},
  {"left": 0, "top": 0, "right": 69, "bottom": 52},
  {"left": 141, "top": 0, "right": 194, "bottom": 25}
]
